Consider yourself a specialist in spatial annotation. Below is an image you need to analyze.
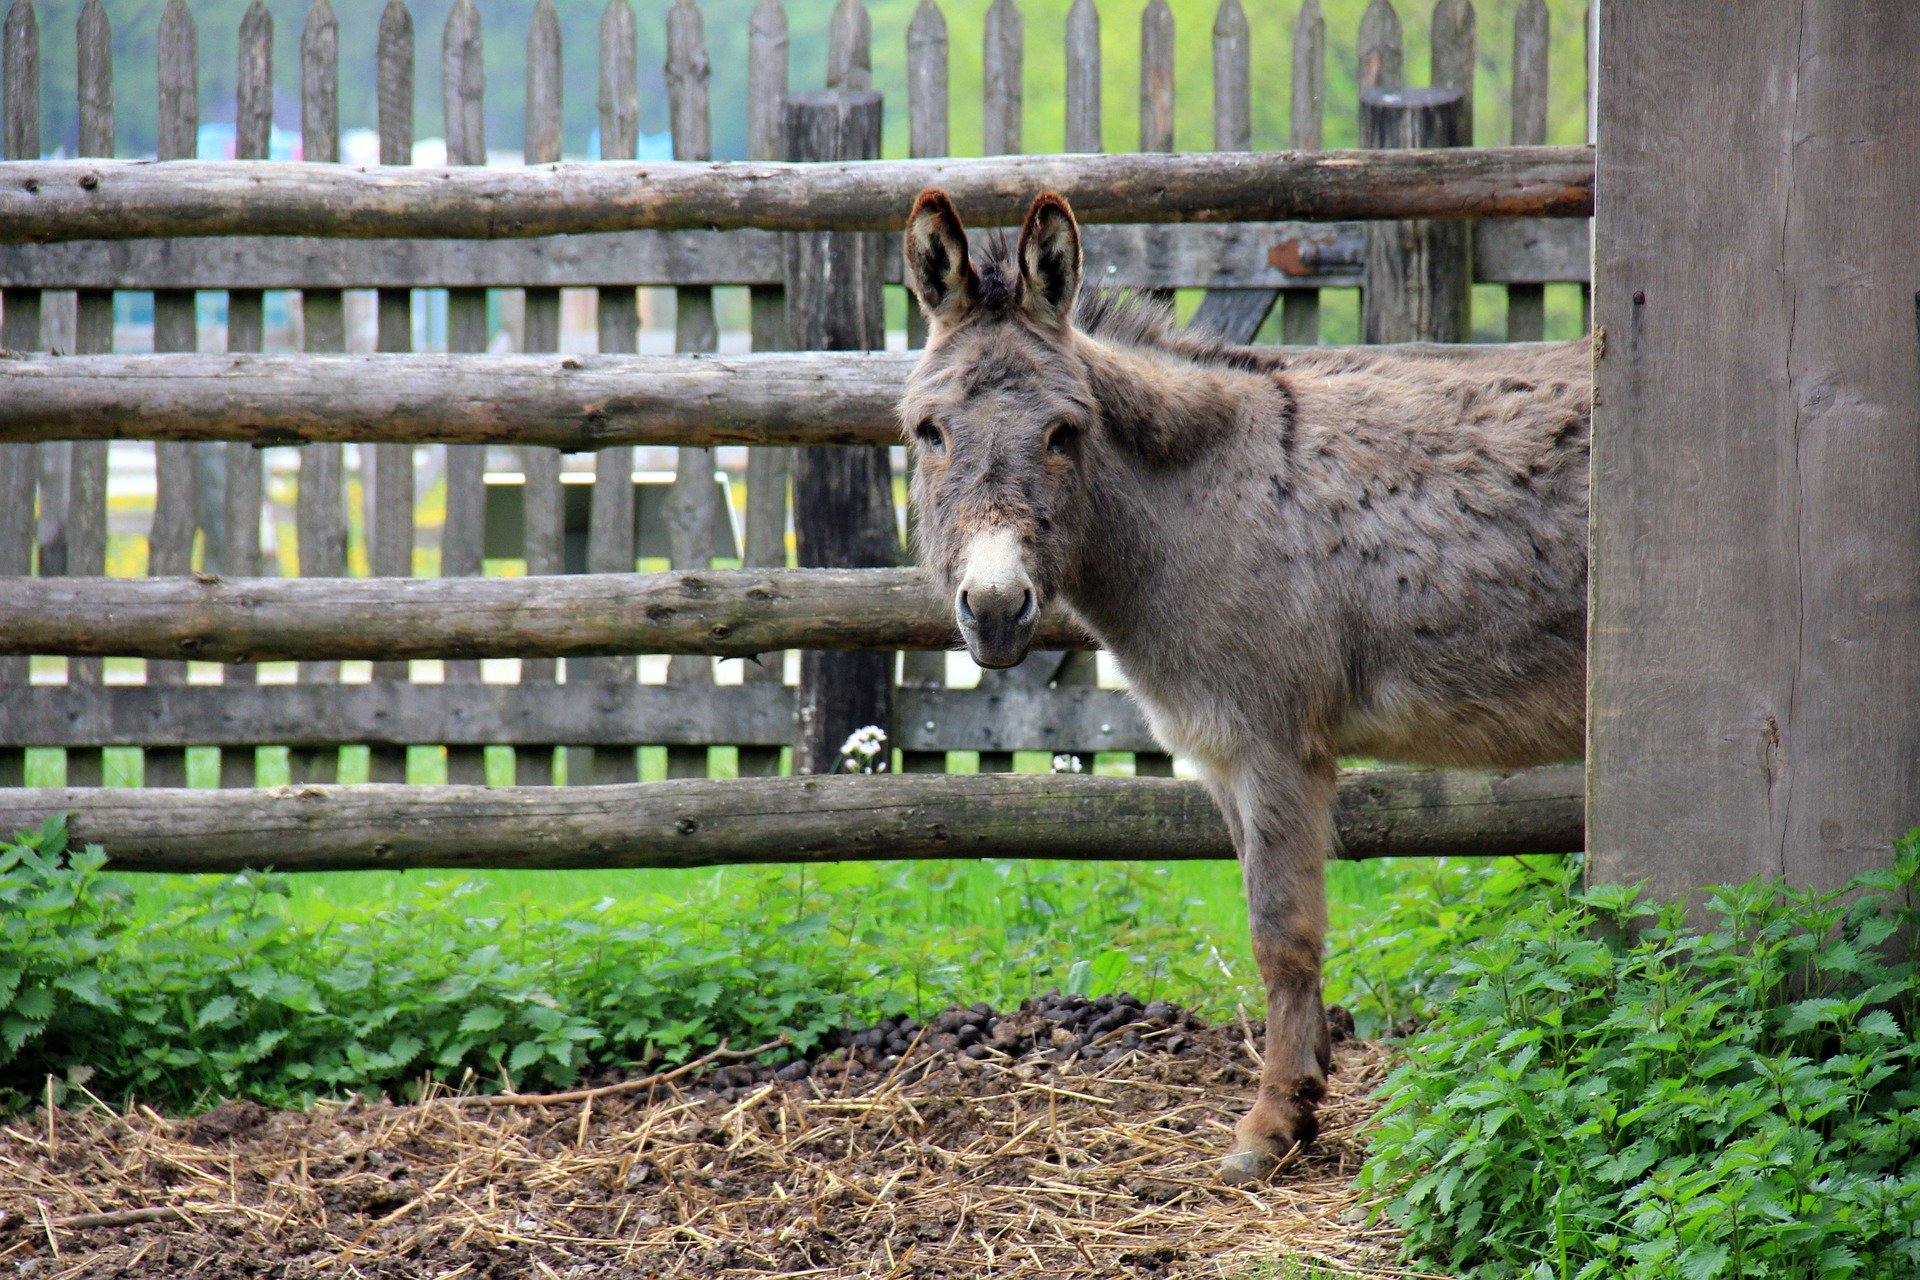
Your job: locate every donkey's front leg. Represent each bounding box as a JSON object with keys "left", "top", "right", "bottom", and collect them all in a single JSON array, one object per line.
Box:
[{"left": 1217, "top": 752, "right": 1335, "bottom": 1186}]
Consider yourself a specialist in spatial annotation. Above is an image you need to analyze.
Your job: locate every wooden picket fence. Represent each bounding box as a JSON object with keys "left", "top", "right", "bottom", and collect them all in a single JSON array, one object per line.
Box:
[{"left": 0, "top": 0, "right": 1591, "bottom": 810}]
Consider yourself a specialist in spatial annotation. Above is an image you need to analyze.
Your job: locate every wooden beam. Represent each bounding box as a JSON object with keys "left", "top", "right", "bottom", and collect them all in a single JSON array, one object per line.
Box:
[
  {"left": 0, "top": 146, "right": 1595, "bottom": 244},
  {"left": 0, "top": 681, "right": 1159, "bottom": 753},
  {"left": 0, "top": 342, "right": 1584, "bottom": 448},
  {"left": 0, "top": 222, "right": 1377, "bottom": 291},
  {"left": 0, "top": 568, "right": 1094, "bottom": 662},
  {"left": 0, "top": 765, "right": 1585, "bottom": 873}
]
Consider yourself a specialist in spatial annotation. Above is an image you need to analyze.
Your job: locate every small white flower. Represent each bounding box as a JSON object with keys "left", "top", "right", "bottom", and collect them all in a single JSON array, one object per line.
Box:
[{"left": 1051, "top": 753, "right": 1085, "bottom": 774}]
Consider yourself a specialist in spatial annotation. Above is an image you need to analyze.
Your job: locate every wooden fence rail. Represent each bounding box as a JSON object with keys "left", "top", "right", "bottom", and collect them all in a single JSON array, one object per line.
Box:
[
  {"left": 0, "top": 147, "right": 1594, "bottom": 244},
  {"left": 0, "top": 767, "right": 1585, "bottom": 873},
  {"left": 0, "top": 343, "right": 1574, "bottom": 448},
  {"left": 0, "top": 568, "right": 1083, "bottom": 662}
]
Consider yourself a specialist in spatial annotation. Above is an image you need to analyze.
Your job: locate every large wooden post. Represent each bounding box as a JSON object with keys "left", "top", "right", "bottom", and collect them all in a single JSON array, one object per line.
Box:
[
  {"left": 785, "top": 90, "right": 895, "bottom": 776},
  {"left": 1360, "top": 85, "right": 1469, "bottom": 344},
  {"left": 1589, "top": 2, "right": 1920, "bottom": 897}
]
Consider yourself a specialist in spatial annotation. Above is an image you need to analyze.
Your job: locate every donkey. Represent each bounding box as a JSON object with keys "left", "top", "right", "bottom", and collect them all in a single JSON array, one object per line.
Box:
[{"left": 899, "top": 190, "right": 1590, "bottom": 1184}]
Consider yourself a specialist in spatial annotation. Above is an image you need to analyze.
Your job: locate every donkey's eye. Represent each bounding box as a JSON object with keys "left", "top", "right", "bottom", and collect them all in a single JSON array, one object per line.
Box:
[
  {"left": 916, "top": 420, "right": 946, "bottom": 455},
  {"left": 1045, "top": 421, "right": 1079, "bottom": 456}
]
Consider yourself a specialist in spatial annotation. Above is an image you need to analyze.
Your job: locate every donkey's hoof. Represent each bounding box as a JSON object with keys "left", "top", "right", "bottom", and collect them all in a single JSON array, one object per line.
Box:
[{"left": 1217, "top": 1147, "right": 1280, "bottom": 1186}]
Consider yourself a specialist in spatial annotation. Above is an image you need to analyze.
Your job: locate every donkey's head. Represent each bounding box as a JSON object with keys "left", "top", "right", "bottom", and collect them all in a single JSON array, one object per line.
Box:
[{"left": 898, "top": 190, "right": 1096, "bottom": 669}]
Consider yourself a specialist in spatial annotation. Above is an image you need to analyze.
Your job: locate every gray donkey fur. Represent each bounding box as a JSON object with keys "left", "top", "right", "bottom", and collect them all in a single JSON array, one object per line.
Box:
[{"left": 898, "top": 190, "right": 1590, "bottom": 1184}]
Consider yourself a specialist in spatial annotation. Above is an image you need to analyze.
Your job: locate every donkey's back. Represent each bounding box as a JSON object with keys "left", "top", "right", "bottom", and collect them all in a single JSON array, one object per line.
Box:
[{"left": 1231, "top": 339, "right": 1592, "bottom": 769}]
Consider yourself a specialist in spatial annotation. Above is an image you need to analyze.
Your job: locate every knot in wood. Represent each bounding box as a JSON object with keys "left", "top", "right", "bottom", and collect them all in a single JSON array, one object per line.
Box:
[
  {"left": 78, "top": 172, "right": 100, "bottom": 191},
  {"left": 674, "top": 817, "right": 699, "bottom": 835}
]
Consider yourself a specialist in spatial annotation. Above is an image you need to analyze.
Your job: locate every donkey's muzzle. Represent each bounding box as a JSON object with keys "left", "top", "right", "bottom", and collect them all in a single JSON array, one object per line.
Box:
[{"left": 957, "top": 582, "right": 1037, "bottom": 669}]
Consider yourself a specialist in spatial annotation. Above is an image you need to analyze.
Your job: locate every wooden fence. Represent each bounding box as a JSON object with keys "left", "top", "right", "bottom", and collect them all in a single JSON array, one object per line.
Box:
[{"left": 0, "top": 0, "right": 1594, "bottom": 865}]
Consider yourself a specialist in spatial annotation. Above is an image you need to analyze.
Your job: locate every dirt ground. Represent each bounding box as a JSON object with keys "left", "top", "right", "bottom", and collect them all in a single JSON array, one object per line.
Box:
[{"left": 0, "top": 995, "right": 1428, "bottom": 1279}]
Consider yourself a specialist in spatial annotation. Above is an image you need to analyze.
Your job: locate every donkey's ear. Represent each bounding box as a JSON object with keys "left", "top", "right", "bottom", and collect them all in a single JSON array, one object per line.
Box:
[
  {"left": 904, "top": 190, "right": 979, "bottom": 328},
  {"left": 1016, "top": 192, "right": 1082, "bottom": 329}
]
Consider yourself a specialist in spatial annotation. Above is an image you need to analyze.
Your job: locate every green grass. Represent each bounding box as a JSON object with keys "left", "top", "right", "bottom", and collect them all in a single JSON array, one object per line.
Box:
[{"left": 16, "top": 743, "right": 1421, "bottom": 1031}]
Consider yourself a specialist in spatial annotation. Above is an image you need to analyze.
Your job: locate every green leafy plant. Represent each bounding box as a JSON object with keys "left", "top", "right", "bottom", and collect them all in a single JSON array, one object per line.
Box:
[
  {"left": 1360, "top": 829, "right": 1920, "bottom": 1280},
  {"left": 0, "top": 815, "right": 1249, "bottom": 1112}
]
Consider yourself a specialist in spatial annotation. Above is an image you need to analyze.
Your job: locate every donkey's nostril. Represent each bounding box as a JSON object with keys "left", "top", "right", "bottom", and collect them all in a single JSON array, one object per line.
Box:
[
  {"left": 1016, "top": 589, "right": 1035, "bottom": 623},
  {"left": 958, "top": 590, "right": 976, "bottom": 623}
]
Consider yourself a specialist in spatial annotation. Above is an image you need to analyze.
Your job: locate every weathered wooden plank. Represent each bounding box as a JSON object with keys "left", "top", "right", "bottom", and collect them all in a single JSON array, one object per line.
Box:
[
  {"left": 900, "top": 0, "right": 953, "bottom": 768},
  {"left": 0, "top": 222, "right": 1395, "bottom": 291},
  {"left": 664, "top": 0, "right": 719, "bottom": 779},
  {"left": 145, "top": 0, "right": 201, "bottom": 788},
  {"left": 236, "top": 2, "right": 272, "bottom": 159},
  {"left": 1139, "top": 0, "right": 1173, "bottom": 152},
  {"left": 1504, "top": 0, "right": 1549, "bottom": 341},
  {"left": 1184, "top": 0, "right": 1271, "bottom": 344},
  {"left": 826, "top": 0, "right": 870, "bottom": 93},
  {"left": 367, "top": 0, "right": 416, "bottom": 785},
  {"left": 0, "top": 344, "right": 1578, "bottom": 447},
  {"left": 786, "top": 92, "right": 894, "bottom": 777},
  {"left": 581, "top": 0, "right": 641, "bottom": 785},
  {"left": 65, "top": 0, "right": 113, "bottom": 788},
  {"left": 0, "top": 681, "right": 1155, "bottom": 753},
  {"left": 0, "top": 766, "right": 1586, "bottom": 874},
  {"left": 0, "top": 0, "right": 33, "bottom": 786},
  {"left": 981, "top": 0, "right": 1021, "bottom": 156},
  {"left": 0, "top": 149, "right": 1593, "bottom": 243},
  {"left": 1063, "top": 0, "right": 1099, "bottom": 153},
  {"left": 0, "top": 683, "right": 798, "bottom": 750},
  {"left": 515, "top": 0, "right": 564, "bottom": 786},
  {"left": 1356, "top": 0, "right": 1400, "bottom": 94},
  {"left": 1588, "top": 1, "right": 1920, "bottom": 897},
  {"left": 438, "top": 0, "right": 489, "bottom": 785},
  {"left": 1429, "top": 0, "right": 1474, "bottom": 142},
  {"left": 1362, "top": 88, "right": 1469, "bottom": 344},
  {"left": 1282, "top": 0, "right": 1325, "bottom": 346}
]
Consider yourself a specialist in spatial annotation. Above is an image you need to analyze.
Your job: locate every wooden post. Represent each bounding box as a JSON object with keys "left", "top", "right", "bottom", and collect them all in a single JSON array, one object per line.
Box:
[
  {"left": 1185, "top": 0, "right": 1276, "bottom": 343},
  {"left": 826, "top": 0, "right": 870, "bottom": 92},
  {"left": 736, "top": 0, "right": 790, "bottom": 780},
  {"left": 784, "top": 91, "right": 893, "bottom": 777},
  {"left": 1505, "top": 0, "right": 1548, "bottom": 342},
  {"left": 900, "top": 0, "right": 950, "bottom": 776},
  {"left": 1588, "top": 1, "right": 1920, "bottom": 897},
  {"left": 366, "top": 0, "right": 415, "bottom": 786},
  {"left": 0, "top": 0, "right": 39, "bottom": 788},
  {"left": 516, "top": 0, "right": 563, "bottom": 786},
  {"left": 1137, "top": 0, "right": 1174, "bottom": 313},
  {"left": 583, "top": 0, "right": 640, "bottom": 785},
  {"left": 1360, "top": 87, "right": 1469, "bottom": 344},
  {"left": 1356, "top": 0, "right": 1401, "bottom": 95}
]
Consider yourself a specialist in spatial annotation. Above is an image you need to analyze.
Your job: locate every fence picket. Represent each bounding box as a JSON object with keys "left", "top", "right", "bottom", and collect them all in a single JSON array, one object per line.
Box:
[
  {"left": 144, "top": 0, "right": 199, "bottom": 789},
  {"left": 736, "top": 0, "right": 791, "bottom": 779},
  {"left": 899, "top": 0, "right": 951, "bottom": 775},
  {"left": 438, "top": 0, "right": 489, "bottom": 785},
  {"left": 516, "top": 0, "right": 563, "bottom": 785},
  {"left": 365, "top": 0, "right": 416, "bottom": 785},
  {"left": 1139, "top": 0, "right": 1173, "bottom": 152},
  {"left": 827, "top": 0, "right": 870, "bottom": 93},
  {"left": 0, "top": 0, "right": 39, "bottom": 786},
  {"left": 1357, "top": 0, "right": 1401, "bottom": 93},
  {"left": 1064, "top": 0, "right": 1099, "bottom": 153},
  {"left": 1282, "top": 0, "right": 1325, "bottom": 346},
  {"left": 1430, "top": 0, "right": 1474, "bottom": 140},
  {"left": 1506, "top": 0, "right": 1547, "bottom": 341},
  {"left": 1185, "top": 0, "right": 1275, "bottom": 343},
  {"left": 664, "top": 0, "right": 720, "bottom": 781},
  {"left": 63, "top": 0, "right": 113, "bottom": 788},
  {"left": 982, "top": 0, "right": 1020, "bottom": 155},
  {"left": 583, "top": 0, "right": 640, "bottom": 784}
]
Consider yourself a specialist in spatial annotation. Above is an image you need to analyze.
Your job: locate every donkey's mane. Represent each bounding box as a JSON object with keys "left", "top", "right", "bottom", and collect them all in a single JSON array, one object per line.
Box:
[{"left": 971, "top": 236, "right": 1283, "bottom": 375}]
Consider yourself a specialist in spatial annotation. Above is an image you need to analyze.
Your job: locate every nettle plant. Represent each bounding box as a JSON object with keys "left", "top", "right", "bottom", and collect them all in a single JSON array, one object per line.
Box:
[{"left": 1361, "top": 830, "right": 1920, "bottom": 1280}]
